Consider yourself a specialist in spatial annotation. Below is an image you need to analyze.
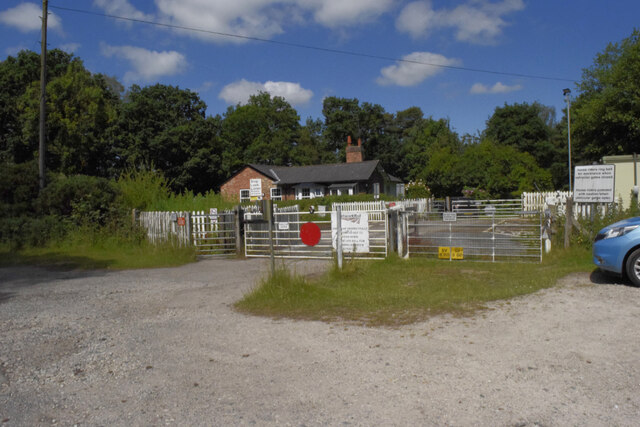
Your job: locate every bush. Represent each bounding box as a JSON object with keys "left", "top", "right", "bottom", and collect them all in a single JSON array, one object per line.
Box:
[
  {"left": 0, "top": 161, "right": 40, "bottom": 217},
  {"left": 36, "top": 174, "right": 121, "bottom": 226}
]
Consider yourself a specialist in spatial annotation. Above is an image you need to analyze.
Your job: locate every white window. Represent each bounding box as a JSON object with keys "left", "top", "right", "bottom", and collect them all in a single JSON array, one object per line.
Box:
[
  {"left": 373, "top": 182, "right": 380, "bottom": 199},
  {"left": 270, "top": 187, "right": 282, "bottom": 201},
  {"left": 239, "top": 189, "right": 250, "bottom": 202},
  {"left": 301, "top": 188, "right": 311, "bottom": 199}
]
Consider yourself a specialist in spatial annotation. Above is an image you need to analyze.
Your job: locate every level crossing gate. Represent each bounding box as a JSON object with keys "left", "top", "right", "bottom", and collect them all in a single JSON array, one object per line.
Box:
[
  {"left": 244, "top": 208, "right": 388, "bottom": 260},
  {"left": 404, "top": 210, "right": 542, "bottom": 262}
]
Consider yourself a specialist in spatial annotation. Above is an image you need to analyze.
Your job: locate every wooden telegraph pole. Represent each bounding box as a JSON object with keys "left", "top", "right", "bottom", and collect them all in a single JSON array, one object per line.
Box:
[{"left": 39, "top": 0, "right": 48, "bottom": 190}]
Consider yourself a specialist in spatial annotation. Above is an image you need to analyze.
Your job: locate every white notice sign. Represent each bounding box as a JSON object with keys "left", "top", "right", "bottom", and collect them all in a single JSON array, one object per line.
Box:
[
  {"left": 249, "top": 179, "right": 262, "bottom": 197},
  {"left": 331, "top": 212, "right": 369, "bottom": 253},
  {"left": 574, "top": 165, "right": 615, "bottom": 203}
]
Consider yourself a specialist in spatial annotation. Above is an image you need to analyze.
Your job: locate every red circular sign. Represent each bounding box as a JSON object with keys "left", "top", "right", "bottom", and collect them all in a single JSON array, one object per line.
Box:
[{"left": 300, "top": 222, "right": 321, "bottom": 246}]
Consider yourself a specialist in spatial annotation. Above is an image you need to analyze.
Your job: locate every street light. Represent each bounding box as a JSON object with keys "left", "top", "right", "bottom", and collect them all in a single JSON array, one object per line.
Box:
[{"left": 563, "top": 88, "right": 572, "bottom": 193}]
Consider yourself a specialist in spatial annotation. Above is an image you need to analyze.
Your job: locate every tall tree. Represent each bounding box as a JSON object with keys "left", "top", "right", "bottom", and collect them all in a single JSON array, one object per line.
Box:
[
  {"left": 402, "top": 117, "right": 462, "bottom": 181},
  {"left": 0, "top": 49, "right": 74, "bottom": 164},
  {"left": 18, "top": 59, "right": 120, "bottom": 177},
  {"left": 572, "top": 29, "right": 640, "bottom": 162},
  {"left": 112, "top": 84, "right": 224, "bottom": 192},
  {"left": 221, "top": 92, "right": 300, "bottom": 175}
]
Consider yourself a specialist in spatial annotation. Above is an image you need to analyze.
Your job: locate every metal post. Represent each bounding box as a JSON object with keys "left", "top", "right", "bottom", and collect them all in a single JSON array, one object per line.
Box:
[
  {"left": 397, "top": 211, "right": 403, "bottom": 257},
  {"left": 39, "top": 0, "right": 48, "bottom": 190},
  {"left": 235, "top": 205, "right": 243, "bottom": 256},
  {"left": 564, "top": 88, "right": 572, "bottom": 193},
  {"left": 266, "top": 200, "right": 275, "bottom": 275},
  {"left": 336, "top": 206, "right": 343, "bottom": 270}
]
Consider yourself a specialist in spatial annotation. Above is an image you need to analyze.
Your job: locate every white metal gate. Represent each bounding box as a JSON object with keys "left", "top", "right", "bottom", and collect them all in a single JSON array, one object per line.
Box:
[
  {"left": 406, "top": 211, "right": 542, "bottom": 262},
  {"left": 244, "top": 209, "right": 388, "bottom": 260},
  {"left": 190, "top": 210, "right": 238, "bottom": 257}
]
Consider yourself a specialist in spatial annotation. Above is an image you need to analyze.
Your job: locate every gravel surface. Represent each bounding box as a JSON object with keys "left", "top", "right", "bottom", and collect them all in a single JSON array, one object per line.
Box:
[{"left": 1, "top": 258, "right": 639, "bottom": 426}]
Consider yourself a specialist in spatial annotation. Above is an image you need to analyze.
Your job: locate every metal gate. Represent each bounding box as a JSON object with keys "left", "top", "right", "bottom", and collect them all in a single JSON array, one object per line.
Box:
[
  {"left": 190, "top": 210, "right": 238, "bottom": 257},
  {"left": 405, "top": 211, "right": 542, "bottom": 262},
  {"left": 244, "top": 209, "right": 388, "bottom": 260}
]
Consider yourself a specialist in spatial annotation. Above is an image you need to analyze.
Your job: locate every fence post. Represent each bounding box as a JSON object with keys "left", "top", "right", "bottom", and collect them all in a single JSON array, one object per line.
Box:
[
  {"left": 235, "top": 205, "right": 243, "bottom": 256},
  {"left": 397, "top": 211, "right": 404, "bottom": 257},
  {"left": 336, "top": 206, "right": 343, "bottom": 270},
  {"left": 564, "top": 197, "right": 574, "bottom": 248},
  {"left": 131, "top": 208, "right": 137, "bottom": 226},
  {"left": 266, "top": 200, "right": 275, "bottom": 275}
]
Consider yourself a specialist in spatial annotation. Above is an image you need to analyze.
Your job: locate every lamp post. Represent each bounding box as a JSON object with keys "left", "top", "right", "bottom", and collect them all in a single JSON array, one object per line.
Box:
[{"left": 563, "top": 88, "right": 572, "bottom": 193}]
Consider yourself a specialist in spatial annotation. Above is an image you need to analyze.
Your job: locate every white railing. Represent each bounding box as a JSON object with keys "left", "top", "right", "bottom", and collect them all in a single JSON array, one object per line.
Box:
[{"left": 521, "top": 191, "right": 621, "bottom": 218}]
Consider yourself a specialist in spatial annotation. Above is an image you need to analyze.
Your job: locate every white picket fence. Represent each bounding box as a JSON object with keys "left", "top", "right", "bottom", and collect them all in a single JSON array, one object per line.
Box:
[
  {"left": 138, "top": 211, "right": 191, "bottom": 246},
  {"left": 521, "top": 191, "right": 621, "bottom": 218}
]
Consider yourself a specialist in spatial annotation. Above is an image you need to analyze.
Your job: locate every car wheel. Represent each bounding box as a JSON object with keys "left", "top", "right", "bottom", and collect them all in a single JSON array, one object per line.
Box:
[{"left": 625, "top": 248, "right": 640, "bottom": 287}]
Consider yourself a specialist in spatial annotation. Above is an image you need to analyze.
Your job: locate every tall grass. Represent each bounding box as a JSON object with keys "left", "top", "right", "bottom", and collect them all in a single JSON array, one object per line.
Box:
[{"left": 236, "top": 247, "right": 593, "bottom": 326}]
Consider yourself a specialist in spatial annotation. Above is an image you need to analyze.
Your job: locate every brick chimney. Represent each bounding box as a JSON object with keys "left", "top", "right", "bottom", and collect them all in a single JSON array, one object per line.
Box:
[{"left": 346, "top": 136, "right": 364, "bottom": 163}]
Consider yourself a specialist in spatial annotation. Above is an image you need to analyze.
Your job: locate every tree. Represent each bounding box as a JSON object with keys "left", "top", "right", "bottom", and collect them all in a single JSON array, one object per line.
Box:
[
  {"left": 112, "top": 84, "right": 224, "bottom": 193},
  {"left": 291, "top": 118, "right": 334, "bottom": 165},
  {"left": 18, "top": 59, "right": 120, "bottom": 177},
  {"left": 221, "top": 92, "right": 300, "bottom": 175},
  {"left": 422, "top": 140, "right": 552, "bottom": 198},
  {"left": 482, "top": 102, "right": 560, "bottom": 168},
  {"left": 572, "top": 29, "right": 640, "bottom": 162},
  {"left": 401, "top": 117, "right": 462, "bottom": 182},
  {"left": 0, "top": 49, "right": 74, "bottom": 164}
]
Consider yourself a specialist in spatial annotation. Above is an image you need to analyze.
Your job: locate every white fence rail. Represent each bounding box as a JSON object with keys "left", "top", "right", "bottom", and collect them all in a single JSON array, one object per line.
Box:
[
  {"left": 521, "top": 191, "right": 621, "bottom": 218},
  {"left": 138, "top": 209, "right": 238, "bottom": 256}
]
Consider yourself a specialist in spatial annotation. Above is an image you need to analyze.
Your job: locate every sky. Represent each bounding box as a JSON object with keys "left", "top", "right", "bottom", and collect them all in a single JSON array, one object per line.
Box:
[{"left": 1, "top": 0, "right": 639, "bottom": 137}]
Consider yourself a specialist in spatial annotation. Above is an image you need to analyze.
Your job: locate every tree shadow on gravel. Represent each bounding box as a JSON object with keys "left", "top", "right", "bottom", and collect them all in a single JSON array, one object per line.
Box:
[
  {"left": 0, "top": 253, "right": 113, "bottom": 297},
  {"left": 590, "top": 268, "right": 637, "bottom": 288}
]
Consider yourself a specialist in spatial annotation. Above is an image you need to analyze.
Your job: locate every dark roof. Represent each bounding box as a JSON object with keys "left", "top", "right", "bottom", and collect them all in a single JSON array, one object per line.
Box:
[{"left": 248, "top": 160, "right": 381, "bottom": 185}]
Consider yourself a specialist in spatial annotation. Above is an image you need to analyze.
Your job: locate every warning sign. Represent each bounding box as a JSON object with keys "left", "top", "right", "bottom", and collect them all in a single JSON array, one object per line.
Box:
[
  {"left": 438, "top": 247, "right": 450, "bottom": 259},
  {"left": 438, "top": 246, "right": 464, "bottom": 260}
]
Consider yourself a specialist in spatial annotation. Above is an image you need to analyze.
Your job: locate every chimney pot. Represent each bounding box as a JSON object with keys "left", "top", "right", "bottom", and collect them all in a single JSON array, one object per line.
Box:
[{"left": 347, "top": 135, "right": 352, "bottom": 146}]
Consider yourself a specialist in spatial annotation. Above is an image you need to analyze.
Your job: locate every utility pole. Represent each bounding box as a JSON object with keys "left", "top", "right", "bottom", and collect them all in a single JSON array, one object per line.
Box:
[
  {"left": 39, "top": 0, "right": 48, "bottom": 190},
  {"left": 563, "top": 88, "right": 572, "bottom": 194}
]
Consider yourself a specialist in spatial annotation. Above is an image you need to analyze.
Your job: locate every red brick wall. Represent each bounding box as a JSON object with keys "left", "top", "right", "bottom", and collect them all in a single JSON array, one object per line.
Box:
[{"left": 220, "top": 167, "right": 275, "bottom": 201}]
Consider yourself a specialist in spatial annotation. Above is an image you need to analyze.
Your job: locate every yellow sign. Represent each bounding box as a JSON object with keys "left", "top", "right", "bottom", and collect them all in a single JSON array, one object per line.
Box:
[
  {"left": 438, "top": 246, "right": 464, "bottom": 260},
  {"left": 438, "top": 246, "right": 450, "bottom": 259}
]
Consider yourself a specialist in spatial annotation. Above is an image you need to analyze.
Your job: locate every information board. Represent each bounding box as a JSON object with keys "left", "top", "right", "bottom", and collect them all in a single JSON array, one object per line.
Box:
[
  {"left": 331, "top": 212, "right": 369, "bottom": 253},
  {"left": 573, "top": 165, "right": 615, "bottom": 203},
  {"left": 249, "top": 179, "right": 262, "bottom": 198}
]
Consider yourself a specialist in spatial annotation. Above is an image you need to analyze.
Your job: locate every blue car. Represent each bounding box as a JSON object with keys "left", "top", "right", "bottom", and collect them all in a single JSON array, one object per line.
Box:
[{"left": 593, "top": 216, "right": 640, "bottom": 286}]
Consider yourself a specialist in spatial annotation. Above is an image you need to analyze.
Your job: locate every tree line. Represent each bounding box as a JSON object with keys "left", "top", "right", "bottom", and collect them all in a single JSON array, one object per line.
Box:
[{"left": 1, "top": 29, "right": 638, "bottom": 199}]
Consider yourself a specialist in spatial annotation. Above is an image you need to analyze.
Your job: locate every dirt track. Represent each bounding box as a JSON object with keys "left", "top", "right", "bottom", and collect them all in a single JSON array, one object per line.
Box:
[{"left": 1, "top": 259, "right": 639, "bottom": 426}]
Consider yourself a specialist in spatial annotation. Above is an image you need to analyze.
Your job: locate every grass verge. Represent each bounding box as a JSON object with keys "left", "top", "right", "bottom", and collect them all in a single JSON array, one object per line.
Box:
[
  {"left": 0, "top": 234, "right": 196, "bottom": 270},
  {"left": 235, "top": 247, "right": 594, "bottom": 326}
]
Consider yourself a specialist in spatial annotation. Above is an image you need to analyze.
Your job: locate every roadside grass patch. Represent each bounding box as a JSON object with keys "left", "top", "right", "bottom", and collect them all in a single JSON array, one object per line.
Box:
[
  {"left": 0, "top": 228, "right": 196, "bottom": 270},
  {"left": 235, "top": 247, "right": 593, "bottom": 326}
]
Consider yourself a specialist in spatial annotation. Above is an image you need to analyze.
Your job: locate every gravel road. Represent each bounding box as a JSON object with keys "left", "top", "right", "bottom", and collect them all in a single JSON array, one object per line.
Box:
[{"left": 1, "top": 258, "right": 639, "bottom": 426}]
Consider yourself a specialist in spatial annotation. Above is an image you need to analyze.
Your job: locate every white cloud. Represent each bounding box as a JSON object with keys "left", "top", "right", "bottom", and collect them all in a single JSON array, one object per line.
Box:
[
  {"left": 0, "top": 2, "right": 62, "bottom": 33},
  {"left": 396, "top": 0, "right": 524, "bottom": 44},
  {"left": 91, "top": 0, "right": 395, "bottom": 43},
  {"left": 101, "top": 44, "right": 186, "bottom": 82},
  {"left": 376, "top": 52, "right": 461, "bottom": 87},
  {"left": 59, "top": 43, "right": 81, "bottom": 53},
  {"left": 308, "top": 0, "right": 394, "bottom": 28},
  {"left": 219, "top": 79, "right": 313, "bottom": 106},
  {"left": 470, "top": 82, "right": 522, "bottom": 94},
  {"left": 93, "top": 0, "right": 153, "bottom": 21}
]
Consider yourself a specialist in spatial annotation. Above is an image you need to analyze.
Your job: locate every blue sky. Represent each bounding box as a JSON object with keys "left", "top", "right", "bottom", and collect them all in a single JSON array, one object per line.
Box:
[{"left": 1, "top": 0, "right": 638, "bottom": 137}]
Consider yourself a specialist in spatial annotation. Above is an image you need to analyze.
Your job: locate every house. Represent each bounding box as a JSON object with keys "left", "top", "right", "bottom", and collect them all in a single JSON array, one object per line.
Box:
[
  {"left": 220, "top": 136, "right": 404, "bottom": 201},
  {"left": 602, "top": 154, "right": 640, "bottom": 208}
]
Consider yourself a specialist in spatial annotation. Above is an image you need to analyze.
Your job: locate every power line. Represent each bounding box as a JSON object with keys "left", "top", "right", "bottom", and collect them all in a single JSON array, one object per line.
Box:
[{"left": 49, "top": 4, "right": 577, "bottom": 83}]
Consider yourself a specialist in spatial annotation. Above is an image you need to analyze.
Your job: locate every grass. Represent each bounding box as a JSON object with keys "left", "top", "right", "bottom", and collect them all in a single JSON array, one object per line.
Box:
[
  {"left": 0, "top": 230, "right": 196, "bottom": 270},
  {"left": 235, "top": 246, "right": 594, "bottom": 326}
]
